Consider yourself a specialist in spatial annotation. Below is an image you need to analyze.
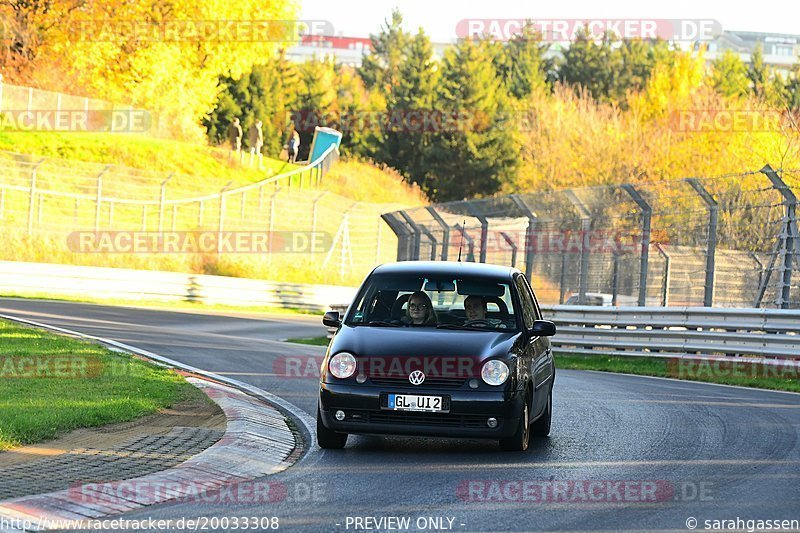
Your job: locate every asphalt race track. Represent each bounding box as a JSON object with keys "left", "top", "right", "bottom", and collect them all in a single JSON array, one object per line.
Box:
[{"left": 2, "top": 297, "right": 799, "bottom": 532}]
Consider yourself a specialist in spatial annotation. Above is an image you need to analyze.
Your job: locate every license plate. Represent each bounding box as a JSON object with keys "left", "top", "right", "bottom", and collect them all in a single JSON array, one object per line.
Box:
[{"left": 387, "top": 394, "right": 444, "bottom": 412}]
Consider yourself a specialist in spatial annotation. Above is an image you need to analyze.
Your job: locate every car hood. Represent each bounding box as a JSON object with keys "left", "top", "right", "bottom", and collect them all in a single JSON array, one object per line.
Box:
[{"left": 330, "top": 325, "right": 520, "bottom": 362}]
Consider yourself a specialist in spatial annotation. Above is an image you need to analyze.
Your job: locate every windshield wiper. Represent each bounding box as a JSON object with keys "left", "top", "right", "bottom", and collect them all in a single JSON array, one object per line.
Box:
[
  {"left": 366, "top": 320, "right": 402, "bottom": 327},
  {"left": 435, "top": 324, "right": 487, "bottom": 331}
]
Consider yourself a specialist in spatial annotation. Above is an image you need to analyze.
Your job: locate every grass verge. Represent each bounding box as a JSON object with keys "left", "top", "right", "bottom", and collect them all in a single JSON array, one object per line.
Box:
[
  {"left": 0, "top": 292, "right": 323, "bottom": 317},
  {"left": 285, "top": 337, "right": 330, "bottom": 347},
  {"left": 556, "top": 353, "right": 800, "bottom": 393},
  {"left": 0, "top": 318, "right": 196, "bottom": 450}
]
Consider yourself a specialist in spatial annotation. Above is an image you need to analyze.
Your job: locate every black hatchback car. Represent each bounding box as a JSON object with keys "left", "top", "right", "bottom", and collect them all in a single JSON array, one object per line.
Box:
[{"left": 318, "top": 261, "right": 556, "bottom": 451}]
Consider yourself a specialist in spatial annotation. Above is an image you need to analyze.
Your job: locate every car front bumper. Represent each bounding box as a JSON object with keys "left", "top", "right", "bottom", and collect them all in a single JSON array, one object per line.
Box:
[{"left": 319, "top": 381, "right": 525, "bottom": 439}]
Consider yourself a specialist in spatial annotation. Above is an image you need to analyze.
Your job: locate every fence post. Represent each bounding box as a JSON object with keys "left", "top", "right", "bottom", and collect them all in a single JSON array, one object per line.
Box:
[
  {"left": 610, "top": 252, "right": 619, "bottom": 306},
  {"left": 686, "top": 178, "right": 718, "bottom": 307},
  {"left": 158, "top": 174, "right": 173, "bottom": 232},
  {"left": 198, "top": 201, "right": 204, "bottom": 227},
  {"left": 380, "top": 212, "right": 415, "bottom": 261},
  {"left": 267, "top": 187, "right": 281, "bottom": 265},
  {"left": 621, "top": 184, "right": 652, "bottom": 306},
  {"left": 27, "top": 159, "right": 44, "bottom": 235},
  {"left": 759, "top": 165, "right": 798, "bottom": 309},
  {"left": 240, "top": 190, "right": 247, "bottom": 219},
  {"left": 464, "top": 203, "right": 489, "bottom": 263},
  {"left": 510, "top": 195, "right": 538, "bottom": 282},
  {"left": 499, "top": 232, "right": 518, "bottom": 267},
  {"left": 94, "top": 165, "right": 111, "bottom": 232},
  {"left": 398, "top": 210, "right": 423, "bottom": 260},
  {"left": 375, "top": 218, "right": 382, "bottom": 263},
  {"left": 311, "top": 191, "right": 328, "bottom": 242},
  {"left": 565, "top": 190, "right": 592, "bottom": 305},
  {"left": 655, "top": 243, "right": 671, "bottom": 306},
  {"left": 559, "top": 252, "right": 568, "bottom": 304},
  {"left": 141, "top": 205, "right": 147, "bottom": 230},
  {"left": 425, "top": 206, "right": 451, "bottom": 261},
  {"left": 218, "top": 181, "right": 233, "bottom": 253},
  {"left": 171, "top": 205, "right": 177, "bottom": 231}
]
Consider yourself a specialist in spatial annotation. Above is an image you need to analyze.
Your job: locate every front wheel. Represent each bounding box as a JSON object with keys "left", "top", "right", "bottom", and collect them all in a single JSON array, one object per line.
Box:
[
  {"left": 499, "top": 396, "right": 530, "bottom": 451},
  {"left": 317, "top": 408, "right": 348, "bottom": 449},
  {"left": 531, "top": 389, "right": 552, "bottom": 437}
]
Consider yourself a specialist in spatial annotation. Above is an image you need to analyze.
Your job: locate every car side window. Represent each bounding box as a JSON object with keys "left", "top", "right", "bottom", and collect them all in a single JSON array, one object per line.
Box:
[
  {"left": 514, "top": 276, "right": 535, "bottom": 329},
  {"left": 520, "top": 276, "right": 543, "bottom": 320}
]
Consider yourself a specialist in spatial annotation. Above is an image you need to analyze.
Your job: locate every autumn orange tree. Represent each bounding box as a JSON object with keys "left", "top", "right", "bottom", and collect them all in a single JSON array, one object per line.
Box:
[{"left": 0, "top": 0, "right": 298, "bottom": 140}]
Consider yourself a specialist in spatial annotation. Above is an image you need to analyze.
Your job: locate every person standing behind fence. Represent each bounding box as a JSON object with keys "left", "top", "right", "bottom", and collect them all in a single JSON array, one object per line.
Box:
[
  {"left": 287, "top": 129, "right": 300, "bottom": 164},
  {"left": 248, "top": 120, "right": 264, "bottom": 169},
  {"left": 227, "top": 118, "right": 243, "bottom": 164}
]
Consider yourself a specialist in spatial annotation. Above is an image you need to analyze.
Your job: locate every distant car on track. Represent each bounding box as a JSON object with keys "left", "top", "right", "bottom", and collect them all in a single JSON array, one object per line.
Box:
[{"left": 317, "top": 261, "right": 556, "bottom": 451}]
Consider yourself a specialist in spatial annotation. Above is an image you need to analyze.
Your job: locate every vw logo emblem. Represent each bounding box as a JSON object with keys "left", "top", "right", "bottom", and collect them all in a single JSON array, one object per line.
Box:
[{"left": 409, "top": 370, "right": 425, "bottom": 385}]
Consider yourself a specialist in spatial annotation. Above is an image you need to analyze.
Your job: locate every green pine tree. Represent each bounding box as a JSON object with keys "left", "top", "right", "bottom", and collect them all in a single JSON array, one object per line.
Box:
[
  {"left": 557, "top": 29, "right": 618, "bottom": 101},
  {"left": 427, "top": 38, "right": 520, "bottom": 201},
  {"left": 748, "top": 43, "right": 769, "bottom": 99},
  {"left": 381, "top": 28, "right": 439, "bottom": 189},
  {"left": 358, "top": 9, "right": 410, "bottom": 97},
  {"left": 493, "top": 23, "right": 548, "bottom": 100},
  {"left": 711, "top": 49, "right": 749, "bottom": 98}
]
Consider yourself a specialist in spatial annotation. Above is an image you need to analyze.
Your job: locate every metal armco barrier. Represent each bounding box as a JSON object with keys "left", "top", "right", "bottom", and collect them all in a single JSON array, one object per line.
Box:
[
  {"left": 0, "top": 261, "right": 357, "bottom": 313},
  {"left": 541, "top": 305, "right": 800, "bottom": 360}
]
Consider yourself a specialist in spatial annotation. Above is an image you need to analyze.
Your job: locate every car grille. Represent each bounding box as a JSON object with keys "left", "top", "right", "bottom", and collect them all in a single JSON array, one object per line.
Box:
[
  {"left": 346, "top": 409, "right": 491, "bottom": 429},
  {"left": 368, "top": 376, "right": 466, "bottom": 388}
]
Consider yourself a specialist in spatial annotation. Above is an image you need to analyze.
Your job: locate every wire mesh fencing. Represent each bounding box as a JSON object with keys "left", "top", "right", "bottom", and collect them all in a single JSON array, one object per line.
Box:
[
  {"left": 0, "top": 146, "right": 407, "bottom": 287},
  {"left": 383, "top": 166, "right": 800, "bottom": 309},
  {"left": 0, "top": 81, "right": 161, "bottom": 135}
]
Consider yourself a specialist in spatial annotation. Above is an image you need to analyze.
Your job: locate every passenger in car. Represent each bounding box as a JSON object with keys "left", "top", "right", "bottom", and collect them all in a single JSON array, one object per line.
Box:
[
  {"left": 401, "top": 291, "right": 438, "bottom": 326},
  {"left": 464, "top": 295, "right": 504, "bottom": 327}
]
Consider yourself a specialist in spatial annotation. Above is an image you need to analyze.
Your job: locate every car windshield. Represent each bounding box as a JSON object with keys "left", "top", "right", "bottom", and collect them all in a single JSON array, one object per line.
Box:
[{"left": 345, "top": 274, "right": 518, "bottom": 330}]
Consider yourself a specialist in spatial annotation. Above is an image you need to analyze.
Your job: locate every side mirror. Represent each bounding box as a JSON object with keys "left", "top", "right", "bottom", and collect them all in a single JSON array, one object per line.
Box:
[
  {"left": 530, "top": 320, "right": 556, "bottom": 337},
  {"left": 322, "top": 311, "right": 342, "bottom": 328}
]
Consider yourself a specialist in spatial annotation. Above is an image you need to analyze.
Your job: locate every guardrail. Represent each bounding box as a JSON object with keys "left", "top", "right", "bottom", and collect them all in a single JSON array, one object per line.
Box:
[
  {"left": 541, "top": 305, "right": 800, "bottom": 362},
  {"left": 0, "top": 260, "right": 357, "bottom": 313}
]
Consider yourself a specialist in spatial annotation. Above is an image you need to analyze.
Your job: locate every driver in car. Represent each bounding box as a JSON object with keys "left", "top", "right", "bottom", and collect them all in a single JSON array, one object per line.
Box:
[{"left": 463, "top": 295, "right": 505, "bottom": 328}]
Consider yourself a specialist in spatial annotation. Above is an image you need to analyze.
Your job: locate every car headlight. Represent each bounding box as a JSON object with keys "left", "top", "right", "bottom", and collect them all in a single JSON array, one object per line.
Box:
[
  {"left": 481, "top": 360, "right": 509, "bottom": 386},
  {"left": 329, "top": 352, "right": 357, "bottom": 379}
]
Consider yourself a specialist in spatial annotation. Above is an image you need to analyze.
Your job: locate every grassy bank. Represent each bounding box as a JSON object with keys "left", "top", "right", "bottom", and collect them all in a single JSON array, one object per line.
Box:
[
  {"left": 556, "top": 354, "right": 800, "bottom": 393},
  {"left": 286, "top": 336, "right": 330, "bottom": 346},
  {"left": 0, "top": 318, "right": 196, "bottom": 450},
  {"left": 0, "top": 132, "right": 424, "bottom": 286}
]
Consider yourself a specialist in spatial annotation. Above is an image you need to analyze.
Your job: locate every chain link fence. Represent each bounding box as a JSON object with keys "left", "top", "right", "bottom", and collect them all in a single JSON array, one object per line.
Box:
[
  {"left": 0, "top": 146, "right": 409, "bottom": 286},
  {"left": 382, "top": 166, "right": 800, "bottom": 309},
  {"left": 0, "top": 80, "right": 162, "bottom": 135}
]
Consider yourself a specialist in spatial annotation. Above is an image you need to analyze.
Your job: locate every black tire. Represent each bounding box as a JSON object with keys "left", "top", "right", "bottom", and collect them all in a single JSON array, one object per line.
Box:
[
  {"left": 531, "top": 388, "right": 552, "bottom": 437},
  {"left": 499, "top": 394, "right": 530, "bottom": 451},
  {"left": 317, "top": 408, "right": 348, "bottom": 449}
]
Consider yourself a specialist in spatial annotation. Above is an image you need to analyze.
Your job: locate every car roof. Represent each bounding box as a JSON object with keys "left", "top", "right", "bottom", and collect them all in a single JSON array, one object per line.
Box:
[{"left": 372, "top": 261, "right": 519, "bottom": 280}]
